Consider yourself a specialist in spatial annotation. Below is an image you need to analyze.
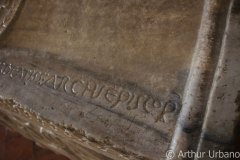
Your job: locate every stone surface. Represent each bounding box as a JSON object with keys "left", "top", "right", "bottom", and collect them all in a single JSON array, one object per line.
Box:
[
  {"left": 0, "top": 0, "right": 239, "bottom": 160},
  {"left": 0, "top": 0, "right": 22, "bottom": 34},
  {"left": 197, "top": 0, "right": 240, "bottom": 155}
]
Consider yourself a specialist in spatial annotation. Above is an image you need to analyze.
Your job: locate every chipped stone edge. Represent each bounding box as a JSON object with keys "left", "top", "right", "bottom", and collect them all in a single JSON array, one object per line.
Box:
[{"left": 0, "top": 96, "right": 150, "bottom": 160}]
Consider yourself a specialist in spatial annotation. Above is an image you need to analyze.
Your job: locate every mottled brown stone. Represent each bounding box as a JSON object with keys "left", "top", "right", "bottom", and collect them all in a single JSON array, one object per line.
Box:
[{"left": 0, "top": 0, "right": 240, "bottom": 160}]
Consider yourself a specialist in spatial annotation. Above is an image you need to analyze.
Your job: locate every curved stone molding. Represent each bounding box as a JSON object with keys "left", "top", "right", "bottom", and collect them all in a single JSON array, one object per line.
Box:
[{"left": 0, "top": 0, "right": 22, "bottom": 34}]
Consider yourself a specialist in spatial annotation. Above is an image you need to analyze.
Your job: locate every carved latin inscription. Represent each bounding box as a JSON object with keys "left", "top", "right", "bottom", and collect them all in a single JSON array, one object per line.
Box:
[{"left": 0, "top": 61, "right": 181, "bottom": 123}]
